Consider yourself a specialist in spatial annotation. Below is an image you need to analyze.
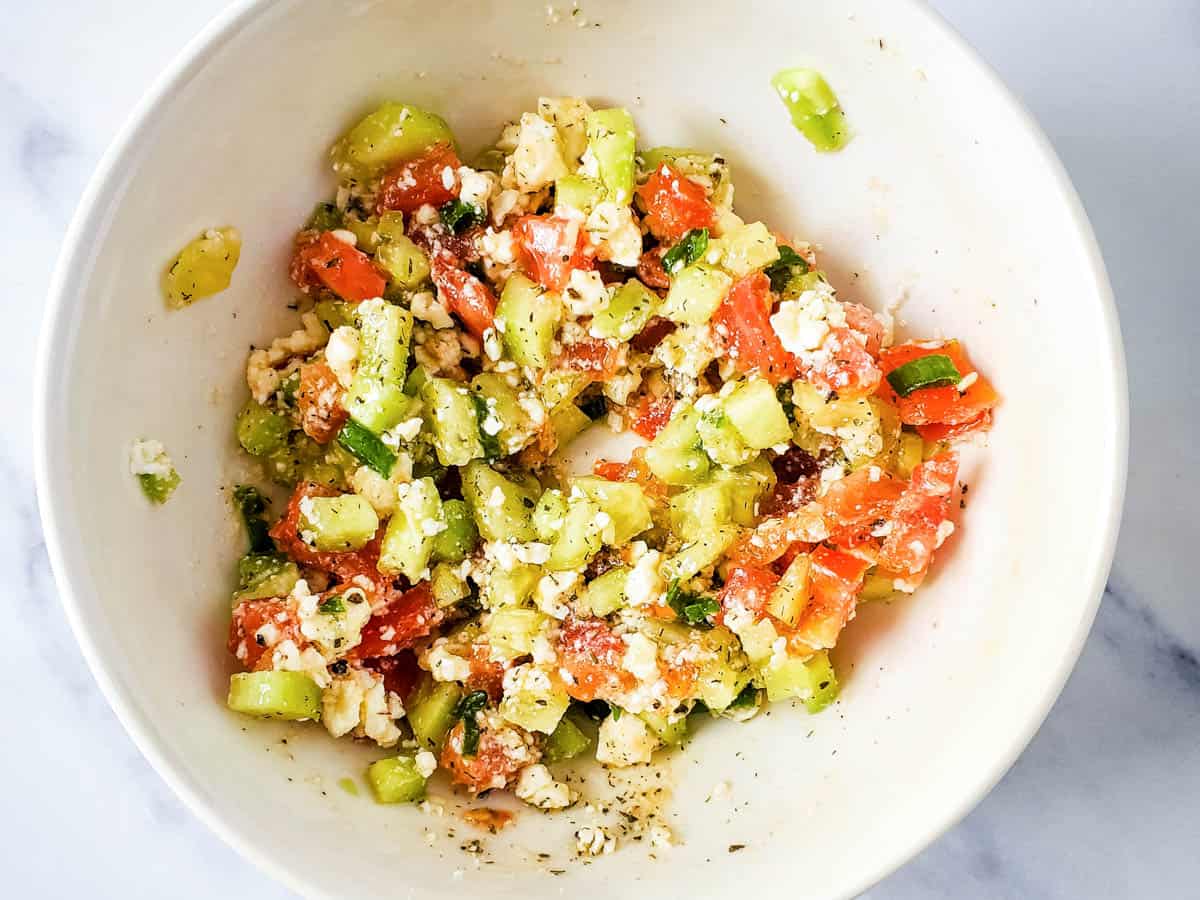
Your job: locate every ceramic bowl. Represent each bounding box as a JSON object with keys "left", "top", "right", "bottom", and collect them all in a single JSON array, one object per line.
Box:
[{"left": 34, "top": 0, "right": 1126, "bottom": 896}]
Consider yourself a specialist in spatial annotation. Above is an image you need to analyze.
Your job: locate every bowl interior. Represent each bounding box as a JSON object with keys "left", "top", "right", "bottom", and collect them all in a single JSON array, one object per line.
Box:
[{"left": 37, "top": 0, "right": 1124, "bottom": 897}]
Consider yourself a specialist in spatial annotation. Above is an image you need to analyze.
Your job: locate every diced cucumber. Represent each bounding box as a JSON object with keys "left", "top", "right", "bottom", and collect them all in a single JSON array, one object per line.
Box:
[
  {"left": 496, "top": 274, "right": 561, "bottom": 369},
  {"left": 709, "top": 466, "right": 771, "bottom": 526},
  {"left": 344, "top": 378, "right": 416, "bottom": 435},
  {"left": 163, "top": 227, "right": 242, "bottom": 309},
  {"left": 331, "top": 102, "right": 456, "bottom": 178},
  {"left": 548, "top": 495, "right": 605, "bottom": 570},
  {"left": 662, "top": 525, "right": 741, "bottom": 581},
  {"left": 693, "top": 626, "right": 750, "bottom": 711},
  {"left": 299, "top": 494, "right": 379, "bottom": 552},
  {"left": 669, "top": 482, "right": 734, "bottom": 537},
  {"left": 568, "top": 477, "right": 652, "bottom": 544},
  {"left": 896, "top": 432, "right": 924, "bottom": 479},
  {"left": 499, "top": 667, "right": 570, "bottom": 734},
  {"left": 483, "top": 563, "right": 541, "bottom": 609},
  {"left": 236, "top": 401, "right": 291, "bottom": 456},
  {"left": 404, "top": 365, "right": 429, "bottom": 397},
  {"left": 577, "top": 566, "right": 629, "bottom": 617},
  {"left": 375, "top": 233, "right": 430, "bottom": 289},
  {"left": 590, "top": 279, "right": 659, "bottom": 342},
  {"left": 421, "top": 377, "right": 484, "bottom": 466},
  {"left": 762, "top": 650, "right": 839, "bottom": 712},
  {"left": 640, "top": 710, "right": 688, "bottom": 745},
  {"left": 308, "top": 202, "right": 344, "bottom": 232},
  {"left": 539, "top": 96, "right": 593, "bottom": 162},
  {"left": 550, "top": 403, "right": 591, "bottom": 448},
  {"left": 696, "top": 407, "right": 755, "bottom": 468},
  {"left": 767, "top": 552, "right": 812, "bottom": 625},
  {"left": 723, "top": 379, "right": 792, "bottom": 449},
  {"left": 431, "top": 499, "right": 479, "bottom": 563},
  {"left": 543, "top": 709, "right": 595, "bottom": 763},
  {"left": 859, "top": 571, "right": 897, "bottom": 603},
  {"left": 461, "top": 461, "right": 538, "bottom": 542},
  {"left": 378, "top": 477, "right": 442, "bottom": 578},
  {"left": 486, "top": 608, "right": 548, "bottom": 658},
  {"left": 555, "top": 174, "right": 606, "bottom": 214},
  {"left": 234, "top": 554, "right": 300, "bottom": 602},
  {"left": 345, "top": 300, "right": 415, "bottom": 433},
  {"left": 539, "top": 370, "right": 591, "bottom": 412},
  {"left": 584, "top": 107, "right": 637, "bottom": 204},
  {"left": 736, "top": 617, "right": 780, "bottom": 665},
  {"left": 337, "top": 419, "right": 397, "bottom": 477},
  {"left": 471, "top": 373, "right": 533, "bottom": 456},
  {"left": 644, "top": 402, "right": 710, "bottom": 485},
  {"left": 710, "top": 220, "right": 779, "bottom": 277},
  {"left": 227, "top": 671, "right": 321, "bottom": 721},
  {"left": 367, "top": 755, "right": 427, "bottom": 803},
  {"left": 533, "top": 489, "right": 569, "bottom": 542},
  {"left": 314, "top": 298, "right": 355, "bottom": 331},
  {"left": 407, "top": 678, "right": 462, "bottom": 752},
  {"left": 660, "top": 263, "right": 732, "bottom": 325},
  {"left": 137, "top": 469, "right": 180, "bottom": 505},
  {"left": 342, "top": 214, "right": 380, "bottom": 252},
  {"left": 770, "top": 69, "right": 851, "bottom": 153},
  {"left": 431, "top": 561, "right": 471, "bottom": 607}
]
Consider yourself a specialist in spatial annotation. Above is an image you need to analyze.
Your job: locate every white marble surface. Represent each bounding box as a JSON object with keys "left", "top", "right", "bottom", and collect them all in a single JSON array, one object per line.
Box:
[{"left": 7, "top": 1, "right": 1197, "bottom": 896}]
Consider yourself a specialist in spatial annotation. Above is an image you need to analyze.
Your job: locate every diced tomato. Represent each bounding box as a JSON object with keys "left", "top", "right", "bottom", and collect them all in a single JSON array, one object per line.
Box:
[
  {"left": 712, "top": 272, "right": 797, "bottom": 385},
  {"left": 630, "top": 316, "right": 676, "bottom": 353},
  {"left": 631, "top": 394, "right": 674, "bottom": 440},
  {"left": 637, "top": 163, "right": 715, "bottom": 242},
  {"left": 727, "top": 505, "right": 824, "bottom": 568},
  {"left": 878, "top": 453, "right": 959, "bottom": 578},
  {"left": 351, "top": 582, "right": 443, "bottom": 659},
  {"left": 376, "top": 143, "right": 462, "bottom": 215},
  {"left": 820, "top": 468, "right": 907, "bottom": 547},
  {"left": 636, "top": 249, "right": 671, "bottom": 291},
  {"left": 228, "top": 598, "right": 304, "bottom": 671},
  {"left": 297, "top": 361, "right": 348, "bottom": 444},
  {"left": 718, "top": 564, "right": 780, "bottom": 619},
  {"left": 878, "top": 340, "right": 998, "bottom": 428},
  {"left": 803, "top": 326, "right": 883, "bottom": 399},
  {"left": 918, "top": 410, "right": 993, "bottom": 443},
  {"left": 464, "top": 640, "right": 508, "bottom": 702},
  {"left": 792, "top": 546, "right": 870, "bottom": 649},
  {"left": 556, "top": 617, "right": 635, "bottom": 702},
  {"left": 842, "top": 302, "right": 886, "bottom": 358},
  {"left": 512, "top": 213, "right": 595, "bottom": 292},
  {"left": 366, "top": 651, "right": 422, "bottom": 701},
  {"left": 291, "top": 231, "right": 387, "bottom": 302},
  {"left": 592, "top": 448, "right": 668, "bottom": 500},
  {"left": 557, "top": 337, "right": 620, "bottom": 377},
  {"left": 429, "top": 253, "right": 496, "bottom": 338},
  {"left": 660, "top": 655, "right": 698, "bottom": 698},
  {"left": 440, "top": 720, "right": 535, "bottom": 793}
]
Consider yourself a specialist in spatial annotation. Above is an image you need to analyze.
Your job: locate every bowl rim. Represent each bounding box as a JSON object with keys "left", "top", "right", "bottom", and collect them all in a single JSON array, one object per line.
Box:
[{"left": 32, "top": 0, "right": 1128, "bottom": 897}]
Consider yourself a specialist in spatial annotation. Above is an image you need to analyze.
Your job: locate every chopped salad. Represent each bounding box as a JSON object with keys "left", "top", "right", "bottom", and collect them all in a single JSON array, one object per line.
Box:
[{"left": 215, "top": 95, "right": 998, "bottom": 812}]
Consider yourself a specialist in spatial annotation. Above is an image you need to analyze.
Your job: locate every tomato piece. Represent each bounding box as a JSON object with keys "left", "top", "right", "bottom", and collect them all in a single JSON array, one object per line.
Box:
[
  {"left": 512, "top": 213, "right": 595, "bottom": 292},
  {"left": 718, "top": 564, "right": 780, "bottom": 619},
  {"left": 631, "top": 394, "right": 674, "bottom": 440},
  {"left": 297, "top": 360, "right": 348, "bottom": 444},
  {"left": 556, "top": 617, "right": 635, "bottom": 702},
  {"left": 429, "top": 252, "right": 496, "bottom": 338},
  {"left": 792, "top": 546, "right": 870, "bottom": 649},
  {"left": 661, "top": 656, "right": 698, "bottom": 699},
  {"left": 727, "top": 505, "right": 824, "bottom": 567},
  {"left": 637, "top": 163, "right": 715, "bottom": 242},
  {"left": 352, "top": 582, "right": 443, "bottom": 659},
  {"left": 636, "top": 249, "right": 671, "bottom": 291},
  {"left": 878, "top": 341, "right": 998, "bottom": 427},
  {"left": 292, "top": 231, "right": 387, "bottom": 302},
  {"left": 918, "top": 410, "right": 993, "bottom": 443},
  {"left": 440, "top": 719, "right": 535, "bottom": 793},
  {"left": 228, "top": 598, "right": 305, "bottom": 671},
  {"left": 842, "top": 302, "right": 886, "bottom": 358},
  {"left": 712, "top": 272, "right": 797, "bottom": 385},
  {"left": 591, "top": 448, "right": 669, "bottom": 500},
  {"left": 557, "top": 337, "right": 620, "bottom": 377},
  {"left": 820, "top": 468, "right": 907, "bottom": 547},
  {"left": 376, "top": 143, "right": 462, "bottom": 215},
  {"left": 464, "top": 640, "right": 508, "bottom": 702},
  {"left": 878, "top": 453, "right": 959, "bottom": 578},
  {"left": 366, "top": 651, "right": 422, "bottom": 701},
  {"left": 804, "top": 326, "right": 882, "bottom": 399}
]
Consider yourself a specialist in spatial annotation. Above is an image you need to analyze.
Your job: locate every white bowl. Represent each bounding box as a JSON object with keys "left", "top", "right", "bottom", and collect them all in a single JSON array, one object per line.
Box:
[{"left": 34, "top": 0, "right": 1126, "bottom": 897}]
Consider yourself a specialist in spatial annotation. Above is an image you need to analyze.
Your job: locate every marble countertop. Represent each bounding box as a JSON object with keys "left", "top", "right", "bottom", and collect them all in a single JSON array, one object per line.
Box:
[{"left": 8, "top": 1, "right": 1197, "bottom": 896}]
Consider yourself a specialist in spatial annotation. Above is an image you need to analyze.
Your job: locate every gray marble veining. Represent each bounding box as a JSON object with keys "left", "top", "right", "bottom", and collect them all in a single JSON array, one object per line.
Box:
[{"left": 5, "top": 1, "right": 1197, "bottom": 897}]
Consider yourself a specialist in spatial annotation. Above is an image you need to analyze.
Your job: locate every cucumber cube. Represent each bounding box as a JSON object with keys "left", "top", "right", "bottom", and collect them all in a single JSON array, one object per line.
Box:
[
  {"left": 462, "top": 462, "right": 538, "bottom": 542},
  {"left": 367, "top": 755, "right": 428, "bottom": 804},
  {"left": 590, "top": 279, "right": 659, "bottom": 342},
  {"left": 723, "top": 379, "right": 792, "bottom": 449},
  {"left": 697, "top": 408, "right": 755, "bottom": 468},
  {"left": 568, "top": 477, "right": 653, "bottom": 544},
  {"left": 661, "top": 263, "right": 732, "bottom": 325},
  {"left": 662, "top": 525, "right": 740, "bottom": 581},
  {"left": 379, "top": 477, "right": 442, "bottom": 578},
  {"left": 407, "top": 678, "right": 462, "bottom": 752},
  {"left": 543, "top": 710, "right": 595, "bottom": 763},
  {"left": 584, "top": 108, "right": 637, "bottom": 204},
  {"left": 496, "top": 274, "right": 562, "bottom": 369},
  {"left": 577, "top": 566, "right": 629, "bottom": 617},
  {"left": 299, "top": 494, "right": 379, "bottom": 552},
  {"left": 227, "top": 671, "right": 322, "bottom": 721},
  {"left": 421, "top": 377, "right": 484, "bottom": 466},
  {"left": 331, "top": 102, "right": 456, "bottom": 177}
]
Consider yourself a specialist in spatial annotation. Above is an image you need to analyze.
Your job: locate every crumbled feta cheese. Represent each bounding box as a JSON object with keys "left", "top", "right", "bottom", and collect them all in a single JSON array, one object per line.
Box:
[
  {"left": 457, "top": 167, "right": 498, "bottom": 211},
  {"left": 515, "top": 763, "right": 573, "bottom": 809},
  {"left": 128, "top": 439, "right": 173, "bottom": 478},
  {"left": 329, "top": 228, "right": 357, "bottom": 247},
  {"left": 621, "top": 633, "right": 660, "bottom": 680},
  {"left": 511, "top": 112, "right": 569, "bottom": 192},
  {"left": 653, "top": 324, "right": 719, "bottom": 377},
  {"left": 415, "top": 204, "right": 440, "bottom": 225},
  {"left": 562, "top": 268, "right": 611, "bottom": 316},
  {"left": 534, "top": 571, "right": 579, "bottom": 619},
  {"left": 935, "top": 519, "right": 956, "bottom": 547},
  {"left": 596, "top": 713, "right": 658, "bottom": 767},
  {"left": 295, "top": 581, "right": 372, "bottom": 657},
  {"left": 531, "top": 634, "right": 558, "bottom": 665},
  {"left": 427, "top": 642, "right": 473, "bottom": 682},
  {"left": 415, "top": 749, "right": 438, "bottom": 778},
  {"left": 625, "top": 549, "right": 664, "bottom": 607},
  {"left": 770, "top": 284, "right": 849, "bottom": 355},
  {"left": 411, "top": 291, "right": 455, "bottom": 330},
  {"left": 575, "top": 824, "right": 616, "bottom": 856},
  {"left": 245, "top": 313, "right": 329, "bottom": 404},
  {"left": 585, "top": 201, "right": 642, "bottom": 267},
  {"left": 483, "top": 327, "right": 503, "bottom": 362},
  {"left": 479, "top": 228, "right": 517, "bottom": 264},
  {"left": 324, "top": 325, "right": 361, "bottom": 388}
]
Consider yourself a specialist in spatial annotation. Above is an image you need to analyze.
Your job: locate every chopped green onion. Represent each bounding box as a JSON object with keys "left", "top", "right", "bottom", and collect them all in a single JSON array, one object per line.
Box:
[
  {"left": 662, "top": 228, "right": 709, "bottom": 275},
  {"left": 440, "top": 199, "right": 484, "bottom": 233},
  {"left": 337, "top": 420, "right": 396, "bottom": 477},
  {"left": 886, "top": 354, "right": 962, "bottom": 397},
  {"left": 765, "top": 245, "right": 809, "bottom": 293},
  {"left": 665, "top": 578, "right": 718, "bottom": 627},
  {"left": 610, "top": 705, "right": 623, "bottom": 721},
  {"left": 454, "top": 690, "right": 489, "bottom": 756},
  {"left": 770, "top": 68, "right": 851, "bottom": 152},
  {"left": 233, "top": 484, "right": 275, "bottom": 554},
  {"left": 469, "top": 393, "right": 503, "bottom": 461},
  {"left": 318, "top": 595, "right": 345, "bottom": 615}
]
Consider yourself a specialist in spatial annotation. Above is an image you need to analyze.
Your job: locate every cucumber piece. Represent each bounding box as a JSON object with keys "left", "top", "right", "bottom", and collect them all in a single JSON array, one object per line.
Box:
[
  {"left": 710, "top": 220, "right": 779, "bottom": 277},
  {"left": 770, "top": 69, "right": 851, "bottom": 153},
  {"left": 378, "top": 477, "right": 442, "bottom": 578},
  {"left": 723, "top": 379, "right": 792, "bottom": 449},
  {"left": 431, "top": 499, "right": 479, "bottom": 563},
  {"left": 736, "top": 617, "right": 780, "bottom": 665},
  {"left": 483, "top": 563, "right": 541, "bottom": 609},
  {"left": 543, "top": 709, "right": 595, "bottom": 763},
  {"left": 337, "top": 420, "right": 397, "bottom": 477},
  {"left": 584, "top": 107, "right": 637, "bottom": 204},
  {"left": 533, "top": 489, "right": 568, "bottom": 542},
  {"left": 539, "top": 370, "right": 591, "bottom": 412},
  {"left": 486, "top": 608, "right": 548, "bottom": 658},
  {"left": 539, "top": 96, "right": 593, "bottom": 163},
  {"left": 342, "top": 214, "right": 380, "bottom": 252},
  {"left": 421, "top": 377, "right": 484, "bottom": 466},
  {"left": 697, "top": 407, "right": 755, "bottom": 468},
  {"left": 709, "top": 466, "right": 771, "bottom": 526},
  {"left": 669, "top": 482, "right": 734, "bottom": 537},
  {"left": 431, "top": 561, "right": 471, "bottom": 607},
  {"left": 331, "top": 102, "right": 455, "bottom": 178},
  {"left": 660, "top": 263, "right": 732, "bottom": 325},
  {"left": 762, "top": 650, "right": 839, "bottom": 712},
  {"left": 367, "top": 755, "right": 428, "bottom": 803},
  {"left": 404, "top": 364, "right": 429, "bottom": 397},
  {"left": 499, "top": 666, "right": 570, "bottom": 734},
  {"left": 663, "top": 525, "right": 741, "bottom": 581},
  {"left": 896, "top": 432, "right": 924, "bottom": 479},
  {"left": 767, "top": 552, "right": 812, "bottom": 625},
  {"left": 236, "top": 401, "right": 291, "bottom": 456},
  {"left": 234, "top": 554, "right": 300, "bottom": 602},
  {"left": 644, "top": 402, "right": 710, "bottom": 485},
  {"left": 693, "top": 627, "right": 751, "bottom": 711},
  {"left": 375, "top": 233, "right": 430, "bottom": 289},
  {"left": 471, "top": 373, "right": 534, "bottom": 456},
  {"left": 313, "top": 298, "right": 355, "bottom": 331},
  {"left": 461, "top": 461, "right": 538, "bottom": 542},
  {"left": 299, "top": 494, "right": 379, "bottom": 552},
  {"left": 640, "top": 710, "right": 688, "bottom": 745},
  {"left": 550, "top": 402, "right": 591, "bottom": 448},
  {"left": 589, "top": 279, "right": 659, "bottom": 342},
  {"left": 345, "top": 300, "right": 415, "bottom": 433},
  {"left": 227, "top": 671, "right": 321, "bottom": 721},
  {"left": 555, "top": 174, "right": 606, "bottom": 214},
  {"left": 577, "top": 566, "right": 629, "bottom": 617},
  {"left": 408, "top": 678, "right": 462, "bottom": 752},
  {"left": 496, "top": 274, "right": 562, "bottom": 369},
  {"left": 859, "top": 571, "right": 897, "bottom": 603},
  {"left": 548, "top": 495, "right": 605, "bottom": 570},
  {"left": 344, "top": 379, "right": 416, "bottom": 435},
  {"left": 568, "top": 477, "right": 652, "bottom": 544},
  {"left": 163, "top": 227, "right": 242, "bottom": 309}
]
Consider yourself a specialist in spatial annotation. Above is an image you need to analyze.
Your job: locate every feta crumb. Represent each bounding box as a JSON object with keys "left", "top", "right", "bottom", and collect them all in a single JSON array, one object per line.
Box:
[
  {"left": 411, "top": 291, "right": 455, "bottom": 330},
  {"left": 415, "top": 204, "right": 440, "bottom": 225},
  {"left": 515, "top": 763, "right": 573, "bottom": 809},
  {"left": 625, "top": 549, "right": 665, "bottom": 607},
  {"left": 415, "top": 749, "right": 438, "bottom": 778},
  {"left": 562, "top": 268, "right": 611, "bottom": 316},
  {"left": 324, "top": 325, "right": 361, "bottom": 388},
  {"left": 935, "top": 519, "right": 956, "bottom": 547},
  {"left": 621, "top": 633, "right": 660, "bottom": 680},
  {"left": 329, "top": 228, "right": 357, "bottom": 247},
  {"left": 128, "top": 439, "right": 174, "bottom": 478},
  {"left": 427, "top": 642, "right": 473, "bottom": 682},
  {"left": 596, "top": 713, "right": 658, "bottom": 767},
  {"left": 585, "top": 201, "right": 642, "bottom": 267},
  {"left": 575, "top": 825, "right": 616, "bottom": 857}
]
